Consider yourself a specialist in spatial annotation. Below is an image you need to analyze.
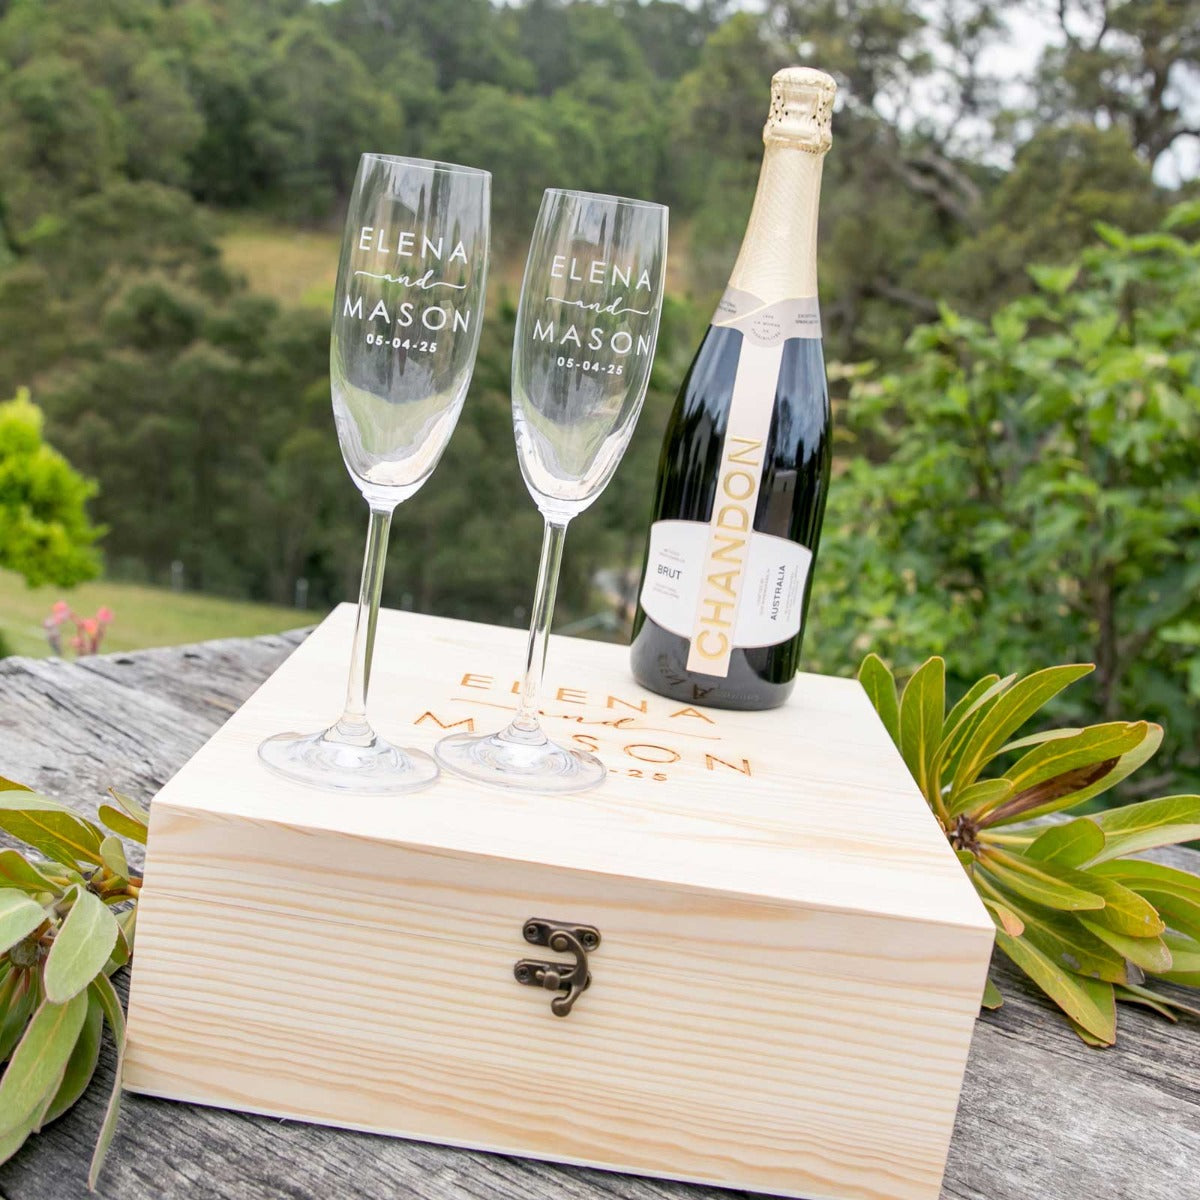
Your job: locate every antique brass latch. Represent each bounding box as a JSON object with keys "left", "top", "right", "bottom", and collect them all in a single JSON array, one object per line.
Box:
[{"left": 514, "top": 918, "right": 600, "bottom": 1017}]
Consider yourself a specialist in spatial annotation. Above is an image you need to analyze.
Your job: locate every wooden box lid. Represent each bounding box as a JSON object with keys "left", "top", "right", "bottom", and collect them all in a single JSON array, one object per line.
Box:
[{"left": 158, "top": 603, "right": 991, "bottom": 931}]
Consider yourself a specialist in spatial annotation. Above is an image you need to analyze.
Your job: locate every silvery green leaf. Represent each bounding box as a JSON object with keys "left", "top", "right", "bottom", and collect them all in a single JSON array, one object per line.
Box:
[
  {"left": 857, "top": 654, "right": 900, "bottom": 744},
  {"left": 0, "top": 891, "right": 46, "bottom": 955},
  {"left": 43, "top": 888, "right": 120, "bottom": 1005},
  {"left": 41, "top": 990, "right": 103, "bottom": 1126},
  {"left": 1080, "top": 920, "right": 1172, "bottom": 974},
  {"left": 1025, "top": 818, "right": 1105, "bottom": 868},
  {"left": 0, "top": 992, "right": 89, "bottom": 1138},
  {"left": 898, "top": 656, "right": 945, "bottom": 803},
  {"left": 108, "top": 790, "right": 149, "bottom": 828},
  {"left": 87, "top": 973, "right": 126, "bottom": 1190},
  {"left": 99, "top": 836, "right": 129, "bottom": 881}
]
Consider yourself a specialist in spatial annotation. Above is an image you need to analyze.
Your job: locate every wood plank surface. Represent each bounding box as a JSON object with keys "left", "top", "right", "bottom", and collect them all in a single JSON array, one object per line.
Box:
[{"left": 0, "top": 632, "right": 1197, "bottom": 1200}]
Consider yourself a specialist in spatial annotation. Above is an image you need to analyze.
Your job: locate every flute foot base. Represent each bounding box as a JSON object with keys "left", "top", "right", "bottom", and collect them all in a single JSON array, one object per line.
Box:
[
  {"left": 258, "top": 727, "right": 438, "bottom": 795},
  {"left": 434, "top": 726, "right": 606, "bottom": 794}
]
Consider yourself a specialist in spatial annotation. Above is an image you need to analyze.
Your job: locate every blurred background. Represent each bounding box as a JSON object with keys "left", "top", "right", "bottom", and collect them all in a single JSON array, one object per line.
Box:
[{"left": 0, "top": 0, "right": 1196, "bottom": 790}]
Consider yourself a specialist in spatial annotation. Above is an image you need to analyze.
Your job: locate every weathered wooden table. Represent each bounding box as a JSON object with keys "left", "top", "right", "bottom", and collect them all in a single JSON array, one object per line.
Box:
[{"left": 1, "top": 632, "right": 1197, "bottom": 1200}]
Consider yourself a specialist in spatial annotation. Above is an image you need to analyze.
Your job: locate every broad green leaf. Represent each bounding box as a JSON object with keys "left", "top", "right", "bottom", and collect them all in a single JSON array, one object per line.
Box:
[
  {"left": 1114, "top": 985, "right": 1177, "bottom": 1022},
  {"left": 1164, "top": 198, "right": 1200, "bottom": 230},
  {"left": 0, "top": 891, "right": 46, "bottom": 954},
  {"left": 898, "top": 656, "right": 945, "bottom": 803},
  {"left": 0, "top": 972, "right": 36, "bottom": 1062},
  {"left": 951, "top": 665, "right": 1093, "bottom": 794},
  {"left": 0, "top": 795, "right": 104, "bottom": 869},
  {"left": 858, "top": 654, "right": 900, "bottom": 745},
  {"left": 946, "top": 777, "right": 1012, "bottom": 820},
  {"left": 981, "top": 977, "right": 1003, "bottom": 1010},
  {"left": 0, "top": 777, "right": 32, "bottom": 793},
  {"left": 1157, "top": 932, "right": 1200, "bottom": 986},
  {"left": 0, "top": 992, "right": 89, "bottom": 1137},
  {"left": 98, "top": 804, "right": 147, "bottom": 847},
  {"left": 995, "top": 929, "right": 1116, "bottom": 1043},
  {"left": 43, "top": 887, "right": 121, "bottom": 1005},
  {"left": 1067, "top": 1017, "right": 1112, "bottom": 1047},
  {"left": 99, "top": 836, "right": 129, "bottom": 881},
  {"left": 108, "top": 790, "right": 150, "bottom": 828},
  {"left": 936, "top": 674, "right": 1014, "bottom": 787},
  {"left": 982, "top": 897, "right": 1024, "bottom": 936},
  {"left": 0, "top": 1116, "right": 35, "bottom": 1168},
  {"left": 1089, "top": 795, "right": 1200, "bottom": 864},
  {"left": 981, "top": 849, "right": 1104, "bottom": 911},
  {"left": 989, "top": 723, "right": 1149, "bottom": 824},
  {"left": 41, "top": 991, "right": 103, "bottom": 1126},
  {"left": 1077, "top": 874, "right": 1165, "bottom": 939},
  {"left": 1028, "top": 262, "right": 1080, "bottom": 295},
  {"left": 1092, "top": 861, "right": 1200, "bottom": 941},
  {"left": 1041, "top": 722, "right": 1165, "bottom": 815},
  {"left": 1026, "top": 818, "right": 1105, "bottom": 868},
  {"left": 87, "top": 974, "right": 126, "bottom": 1190},
  {"left": 1080, "top": 920, "right": 1172, "bottom": 973},
  {"left": 0, "top": 850, "right": 63, "bottom": 895},
  {"left": 105, "top": 913, "right": 133, "bottom": 974},
  {"left": 1007, "top": 900, "right": 1130, "bottom": 983}
]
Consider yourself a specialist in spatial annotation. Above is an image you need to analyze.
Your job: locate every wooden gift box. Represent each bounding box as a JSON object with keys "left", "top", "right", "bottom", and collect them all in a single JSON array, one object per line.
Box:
[{"left": 124, "top": 605, "right": 993, "bottom": 1200}]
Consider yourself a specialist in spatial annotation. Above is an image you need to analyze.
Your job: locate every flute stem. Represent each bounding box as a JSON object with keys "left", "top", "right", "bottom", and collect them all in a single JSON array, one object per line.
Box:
[
  {"left": 332, "top": 503, "right": 394, "bottom": 745},
  {"left": 510, "top": 517, "right": 568, "bottom": 737}
]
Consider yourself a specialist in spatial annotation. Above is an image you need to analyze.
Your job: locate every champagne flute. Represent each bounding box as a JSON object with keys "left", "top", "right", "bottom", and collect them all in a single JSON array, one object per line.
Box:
[
  {"left": 259, "top": 154, "right": 490, "bottom": 793},
  {"left": 435, "top": 189, "right": 667, "bottom": 792}
]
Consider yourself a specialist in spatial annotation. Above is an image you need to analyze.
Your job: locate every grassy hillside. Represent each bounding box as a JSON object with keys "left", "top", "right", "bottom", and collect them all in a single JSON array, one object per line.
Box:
[{"left": 0, "top": 570, "right": 314, "bottom": 659}]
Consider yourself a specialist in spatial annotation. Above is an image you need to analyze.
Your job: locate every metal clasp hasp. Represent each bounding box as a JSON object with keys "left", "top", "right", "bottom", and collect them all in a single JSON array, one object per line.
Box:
[{"left": 514, "top": 918, "right": 601, "bottom": 1017}]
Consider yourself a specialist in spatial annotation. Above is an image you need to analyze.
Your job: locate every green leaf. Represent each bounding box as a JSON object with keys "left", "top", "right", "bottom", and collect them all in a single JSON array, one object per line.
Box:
[
  {"left": 946, "top": 777, "right": 1012, "bottom": 820},
  {"left": 1089, "top": 795, "right": 1200, "bottom": 864},
  {"left": 1026, "top": 818, "right": 1106, "bottom": 868},
  {"left": 1077, "top": 874, "right": 1165, "bottom": 939},
  {"left": 1163, "top": 198, "right": 1200, "bottom": 230},
  {"left": 1092, "top": 860, "right": 1200, "bottom": 941},
  {"left": 858, "top": 654, "right": 900, "bottom": 745},
  {"left": 1119, "top": 982, "right": 1200, "bottom": 1021},
  {"left": 0, "top": 777, "right": 33, "bottom": 793},
  {"left": 0, "top": 1115, "right": 35, "bottom": 1168},
  {"left": 0, "top": 794, "right": 104, "bottom": 869},
  {"left": 0, "top": 972, "right": 36, "bottom": 1063},
  {"left": 1028, "top": 262, "right": 1080, "bottom": 295},
  {"left": 41, "top": 991, "right": 103, "bottom": 1126},
  {"left": 1157, "top": 932, "right": 1200, "bottom": 986},
  {"left": 951, "top": 665, "right": 1093, "bottom": 794},
  {"left": 937, "top": 674, "right": 1016, "bottom": 787},
  {"left": 997, "top": 727, "right": 1081, "bottom": 755},
  {"left": 98, "top": 805, "right": 147, "bottom": 847},
  {"left": 0, "top": 891, "right": 46, "bottom": 954},
  {"left": 981, "top": 849, "right": 1105, "bottom": 911},
  {"left": 43, "top": 888, "right": 121, "bottom": 1005},
  {"left": 99, "top": 836, "right": 129, "bottom": 881},
  {"left": 1006, "top": 899, "right": 1131, "bottom": 984},
  {"left": 108, "top": 790, "right": 149, "bottom": 828},
  {"left": 87, "top": 973, "right": 126, "bottom": 1190},
  {"left": 989, "top": 723, "right": 1149, "bottom": 824},
  {"left": 1080, "top": 920, "right": 1172, "bottom": 974},
  {"left": 898, "top": 656, "right": 945, "bottom": 803},
  {"left": 995, "top": 929, "right": 1116, "bottom": 1044},
  {"left": 0, "top": 992, "right": 89, "bottom": 1137},
  {"left": 981, "top": 977, "right": 1004, "bottom": 1010},
  {"left": 0, "top": 850, "right": 63, "bottom": 895}
]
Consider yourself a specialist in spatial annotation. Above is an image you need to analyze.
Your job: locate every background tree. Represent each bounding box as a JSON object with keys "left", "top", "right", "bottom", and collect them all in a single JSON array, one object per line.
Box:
[{"left": 0, "top": 389, "right": 102, "bottom": 588}]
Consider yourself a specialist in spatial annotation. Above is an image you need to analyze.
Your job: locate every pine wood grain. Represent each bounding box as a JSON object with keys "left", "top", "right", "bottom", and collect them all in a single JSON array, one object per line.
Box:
[{"left": 0, "top": 627, "right": 1197, "bottom": 1200}]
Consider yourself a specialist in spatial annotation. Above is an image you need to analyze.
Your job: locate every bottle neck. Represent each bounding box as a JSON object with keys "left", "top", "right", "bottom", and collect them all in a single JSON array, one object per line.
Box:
[{"left": 726, "top": 141, "right": 824, "bottom": 304}]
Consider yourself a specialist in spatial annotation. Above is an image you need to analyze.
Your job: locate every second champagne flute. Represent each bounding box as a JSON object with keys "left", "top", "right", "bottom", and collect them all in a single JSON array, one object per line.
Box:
[
  {"left": 436, "top": 189, "right": 667, "bottom": 792},
  {"left": 259, "top": 154, "right": 489, "bottom": 793}
]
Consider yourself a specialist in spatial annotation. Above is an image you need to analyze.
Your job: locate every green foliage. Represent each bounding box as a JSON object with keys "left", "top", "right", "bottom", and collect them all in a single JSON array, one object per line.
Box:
[
  {"left": 813, "top": 205, "right": 1200, "bottom": 792},
  {"left": 859, "top": 654, "right": 1200, "bottom": 1044},
  {"left": 0, "top": 778, "right": 147, "bottom": 1181},
  {"left": 0, "top": 390, "right": 102, "bottom": 588}
]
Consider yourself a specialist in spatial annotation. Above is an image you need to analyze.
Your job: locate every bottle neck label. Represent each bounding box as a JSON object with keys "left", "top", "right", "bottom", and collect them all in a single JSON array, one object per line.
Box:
[{"left": 712, "top": 287, "right": 821, "bottom": 345}]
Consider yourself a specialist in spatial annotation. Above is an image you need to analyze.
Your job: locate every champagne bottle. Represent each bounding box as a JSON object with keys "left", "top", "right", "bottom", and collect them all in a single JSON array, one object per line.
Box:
[{"left": 630, "top": 67, "right": 836, "bottom": 710}]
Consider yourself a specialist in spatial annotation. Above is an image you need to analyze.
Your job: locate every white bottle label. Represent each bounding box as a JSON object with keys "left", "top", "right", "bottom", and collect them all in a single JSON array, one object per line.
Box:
[{"left": 641, "top": 520, "right": 812, "bottom": 665}]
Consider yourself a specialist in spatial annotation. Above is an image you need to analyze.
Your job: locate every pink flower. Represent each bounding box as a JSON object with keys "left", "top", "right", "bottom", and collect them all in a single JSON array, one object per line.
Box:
[
  {"left": 96, "top": 607, "right": 114, "bottom": 624},
  {"left": 82, "top": 618, "right": 99, "bottom": 636},
  {"left": 52, "top": 600, "right": 70, "bottom": 617}
]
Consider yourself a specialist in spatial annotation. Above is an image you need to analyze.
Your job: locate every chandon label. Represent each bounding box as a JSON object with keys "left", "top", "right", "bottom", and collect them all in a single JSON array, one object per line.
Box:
[
  {"left": 641, "top": 521, "right": 812, "bottom": 666},
  {"left": 645, "top": 289, "right": 818, "bottom": 677}
]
